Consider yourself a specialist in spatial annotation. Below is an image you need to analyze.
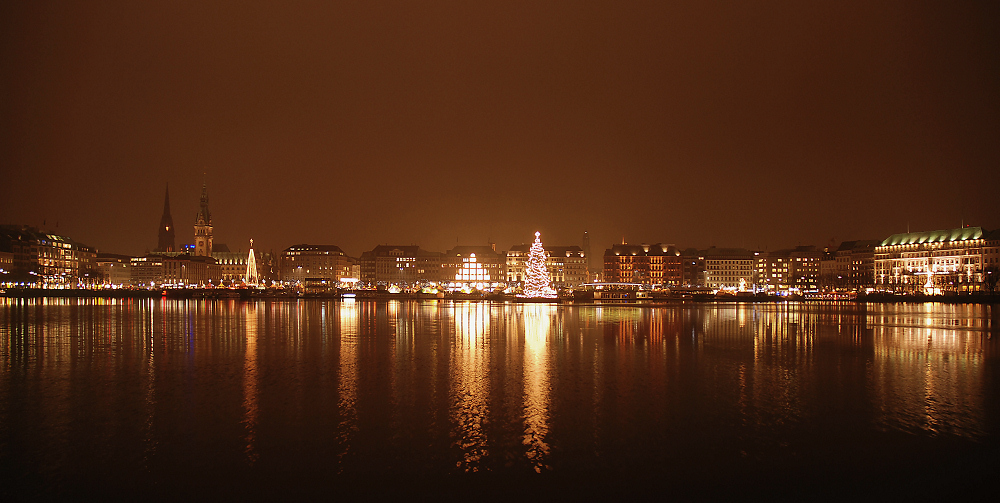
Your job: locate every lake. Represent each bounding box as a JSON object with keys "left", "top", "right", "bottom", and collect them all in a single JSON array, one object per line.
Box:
[{"left": 1, "top": 298, "right": 997, "bottom": 499}]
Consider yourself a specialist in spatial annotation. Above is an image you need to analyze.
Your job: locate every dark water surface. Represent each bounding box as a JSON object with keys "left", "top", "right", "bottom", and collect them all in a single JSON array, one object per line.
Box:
[{"left": 2, "top": 299, "right": 998, "bottom": 499}]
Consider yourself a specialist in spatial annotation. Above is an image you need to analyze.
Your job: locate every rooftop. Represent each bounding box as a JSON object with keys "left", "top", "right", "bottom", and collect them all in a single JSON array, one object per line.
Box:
[{"left": 880, "top": 227, "right": 984, "bottom": 246}]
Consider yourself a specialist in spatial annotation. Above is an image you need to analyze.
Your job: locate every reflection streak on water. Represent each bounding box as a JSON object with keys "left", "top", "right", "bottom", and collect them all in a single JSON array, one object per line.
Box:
[
  {"left": 0, "top": 298, "right": 994, "bottom": 487},
  {"left": 867, "top": 304, "right": 987, "bottom": 437},
  {"left": 242, "top": 302, "right": 259, "bottom": 464},
  {"left": 451, "top": 302, "right": 490, "bottom": 471},
  {"left": 522, "top": 303, "right": 553, "bottom": 472},
  {"left": 337, "top": 299, "right": 359, "bottom": 470}
]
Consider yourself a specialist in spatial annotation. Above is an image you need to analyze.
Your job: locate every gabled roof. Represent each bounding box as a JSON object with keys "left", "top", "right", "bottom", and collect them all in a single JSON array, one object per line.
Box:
[{"left": 880, "top": 227, "right": 984, "bottom": 246}]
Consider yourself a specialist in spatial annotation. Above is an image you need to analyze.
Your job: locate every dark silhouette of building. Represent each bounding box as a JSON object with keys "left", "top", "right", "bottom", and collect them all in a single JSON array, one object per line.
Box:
[
  {"left": 193, "top": 182, "right": 213, "bottom": 256},
  {"left": 156, "top": 184, "right": 175, "bottom": 252}
]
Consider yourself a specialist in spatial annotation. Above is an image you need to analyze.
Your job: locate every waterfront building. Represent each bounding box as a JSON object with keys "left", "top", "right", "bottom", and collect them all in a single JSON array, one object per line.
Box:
[
  {"left": 703, "top": 247, "right": 757, "bottom": 290},
  {"left": 280, "top": 244, "right": 353, "bottom": 285},
  {"left": 756, "top": 246, "right": 822, "bottom": 293},
  {"left": 602, "top": 243, "right": 680, "bottom": 287},
  {"left": 130, "top": 255, "right": 165, "bottom": 286},
  {"left": 443, "top": 245, "right": 507, "bottom": 290},
  {"left": 95, "top": 253, "right": 132, "bottom": 286},
  {"left": 835, "top": 240, "right": 879, "bottom": 292},
  {"left": 211, "top": 243, "right": 261, "bottom": 284},
  {"left": 509, "top": 243, "right": 587, "bottom": 288},
  {"left": 163, "top": 255, "right": 219, "bottom": 286},
  {"left": 819, "top": 245, "right": 839, "bottom": 291},
  {"left": 0, "top": 225, "right": 97, "bottom": 285},
  {"left": 583, "top": 231, "right": 593, "bottom": 281},
  {"left": 874, "top": 227, "right": 993, "bottom": 293},
  {"left": 156, "top": 184, "right": 176, "bottom": 252},
  {"left": 680, "top": 248, "right": 706, "bottom": 287},
  {"left": 130, "top": 252, "right": 222, "bottom": 287},
  {"left": 0, "top": 248, "right": 12, "bottom": 283},
  {"left": 193, "top": 183, "right": 213, "bottom": 257},
  {"left": 359, "top": 245, "right": 442, "bottom": 286}
]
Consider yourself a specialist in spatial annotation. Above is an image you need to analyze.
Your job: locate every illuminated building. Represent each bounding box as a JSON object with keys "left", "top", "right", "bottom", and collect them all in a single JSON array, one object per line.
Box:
[
  {"left": 703, "top": 247, "right": 756, "bottom": 290},
  {"left": 95, "top": 253, "right": 132, "bottom": 286},
  {"left": 0, "top": 249, "right": 12, "bottom": 283},
  {"left": 875, "top": 227, "right": 994, "bottom": 292},
  {"left": 508, "top": 243, "right": 587, "bottom": 288},
  {"left": 156, "top": 184, "right": 175, "bottom": 252},
  {"left": 756, "top": 246, "right": 822, "bottom": 293},
  {"left": 280, "top": 244, "right": 353, "bottom": 285},
  {"left": 211, "top": 243, "right": 264, "bottom": 284},
  {"left": 359, "top": 245, "right": 442, "bottom": 286},
  {"left": 162, "top": 255, "right": 219, "bottom": 286},
  {"left": 130, "top": 255, "right": 165, "bottom": 286},
  {"left": 0, "top": 225, "right": 97, "bottom": 285},
  {"left": 833, "top": 240, "right": 879, "bottom": 292},
  {"left": 193, "top": 182, "right": 213, "bottom": 257},
  {"left": 602, "top": 243, "right": 680, "bottom": 287},
  {"left": 443, "top": 245, "right": 506, "bottom": 290}
]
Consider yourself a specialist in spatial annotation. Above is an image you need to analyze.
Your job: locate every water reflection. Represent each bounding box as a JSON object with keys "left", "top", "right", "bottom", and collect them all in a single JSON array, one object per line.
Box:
[
  {"left": 450, "top": 302, "right": 491, "bottom": 471},
  {"left": 337, "top": 299, "right": 359, "bottom": 471},
  {"left": 522, "top": 303, "right": 553, "bottom": 472},
  {"left": 0, "top": 298, "right": 995, "bottom": 496},
  {"left": 242, "top": 302, "right": 259, "bottom": 463}
]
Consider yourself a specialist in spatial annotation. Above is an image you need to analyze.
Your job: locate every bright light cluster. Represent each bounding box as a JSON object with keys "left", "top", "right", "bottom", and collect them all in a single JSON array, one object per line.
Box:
[
  {"left": 245, "top": 239, "right": 259, "bottom": 286},
  {"left": 519, "top": 232, "right": 557, "bottom": 298}
]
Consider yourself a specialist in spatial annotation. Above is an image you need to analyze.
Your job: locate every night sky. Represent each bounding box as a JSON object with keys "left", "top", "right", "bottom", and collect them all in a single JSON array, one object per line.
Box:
[{"left": 2, "top": 1, "right": 998, "bottom": 257}]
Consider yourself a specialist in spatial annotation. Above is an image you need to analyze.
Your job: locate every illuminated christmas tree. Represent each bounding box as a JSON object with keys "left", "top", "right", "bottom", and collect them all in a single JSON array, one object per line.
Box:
[
  {"left": 520, "top": 231, "right": 557, "bottom": 298},
  {"left": 244, "top": 239, "right": 259, "bottom": 286}
]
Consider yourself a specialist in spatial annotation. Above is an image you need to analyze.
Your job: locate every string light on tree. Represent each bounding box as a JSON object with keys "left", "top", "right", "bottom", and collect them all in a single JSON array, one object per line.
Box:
[
  {"left": 245, "top": 239, "right": 259, "bottom": 286},
  {"left": 519, "top": 231, "right": 557, "bottom": 298}
]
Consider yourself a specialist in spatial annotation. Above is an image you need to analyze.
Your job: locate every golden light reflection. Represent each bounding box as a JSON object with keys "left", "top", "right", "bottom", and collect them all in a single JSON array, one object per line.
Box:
[
  {"left": 337, "top": 298, "right": 359, "bottom": 471},
  {"left": 867, "top": 305, "right": 987, "bottom": 438},
  {"left": 522, "top": 303, "right": 553, "bottom": 473},
  {"left": 142, "top": 309, "right": 157, "bottom": 469},
  {"left": 451, "top": 302, "right": 491, "bottom": 471},
  {"left": 242, "top": 302, "right": 259, "bottom": 464}
]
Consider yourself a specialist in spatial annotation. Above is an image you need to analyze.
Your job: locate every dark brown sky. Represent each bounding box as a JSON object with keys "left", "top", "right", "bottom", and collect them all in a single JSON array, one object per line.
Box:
[{"left": 2, "top": 1, "right": 998, "bottom": 257}]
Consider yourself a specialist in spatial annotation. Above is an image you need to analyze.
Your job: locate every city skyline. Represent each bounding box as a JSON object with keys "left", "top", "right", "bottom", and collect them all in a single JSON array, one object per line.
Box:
[{"left": 2, "top": 2, "right": 998, "bottom": 257}]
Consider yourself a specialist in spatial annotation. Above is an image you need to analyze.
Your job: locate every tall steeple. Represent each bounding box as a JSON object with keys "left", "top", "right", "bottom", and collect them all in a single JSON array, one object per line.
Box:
[
  {"left": 194, "top": 178, "right": 213, "bottom": 256},
  {"left": 156, "top": 184, "right": 175, "bottom": 252}
]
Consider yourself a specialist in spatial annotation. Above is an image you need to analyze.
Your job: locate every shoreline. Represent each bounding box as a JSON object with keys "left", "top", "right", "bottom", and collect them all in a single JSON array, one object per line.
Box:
[{"left": 3, "top": 288, "right": 999, "bottom": 304}]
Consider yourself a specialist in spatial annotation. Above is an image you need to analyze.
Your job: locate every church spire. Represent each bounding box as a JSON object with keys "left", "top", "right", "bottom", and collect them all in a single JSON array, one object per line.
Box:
[
  {"left": 194, "top": 178, "right": 213, "bottom": 256},
  {"left": 157, "top": 183, "right": 175, "bottom": 252}
]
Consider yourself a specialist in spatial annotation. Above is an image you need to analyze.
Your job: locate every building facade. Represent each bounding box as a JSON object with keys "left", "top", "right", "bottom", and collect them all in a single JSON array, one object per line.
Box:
[
  {"left": 443, "top": 245, "right": 507, "bottom": 290},
  {"left": 509, "top": 244, "right": 587, "bottom": 288},
  {"left": 874, "top": 227, "right": 991, "bottom": 293},
  {"left": 280, "top": 244, "right": 353, "bottom": 284},
  {"left": 602, "top": 243, "right": 680, "bottom": 287},
  {"left": 96, "top": 253, "right": 132, "bottom": 286},
  {"left": 703, "top": 247, "right": 756, "bottom": 290},
  {"left": 756, "top": 246, "right": 822, "bottom": 293},
  {"left": 359, "top": 245, "right": 443, "bottom": 286},
  {"left": 0, "top": 225, "right": 97, "bottom": 285},
  {"left": 193, "top": 183, "right": 213, "bottom": 257}
]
